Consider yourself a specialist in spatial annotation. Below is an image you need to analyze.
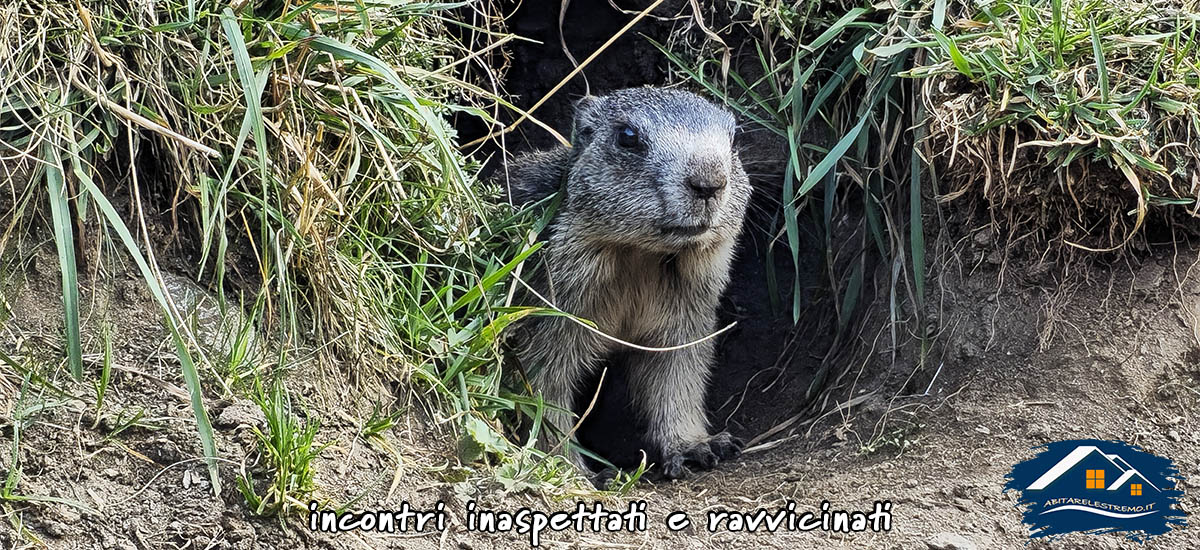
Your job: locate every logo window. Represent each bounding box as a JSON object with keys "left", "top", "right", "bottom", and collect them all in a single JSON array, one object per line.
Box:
[
  {"left": 1132, "top": 483, "right": 1143, "bottom": 496},
  {"left": 1086, "top": 469, "right": 1105, "bottom": 489}
]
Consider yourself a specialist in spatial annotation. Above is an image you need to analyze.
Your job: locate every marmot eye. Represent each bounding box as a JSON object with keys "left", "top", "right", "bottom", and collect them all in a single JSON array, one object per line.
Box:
[{"left": 616, "top": 125, "right": 639, "bottom": 148}]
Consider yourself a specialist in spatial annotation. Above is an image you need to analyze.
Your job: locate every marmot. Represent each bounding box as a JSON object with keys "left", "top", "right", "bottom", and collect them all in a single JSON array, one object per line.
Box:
[{"left": 505, "top": 87, "right": 751, "bottom": 479}]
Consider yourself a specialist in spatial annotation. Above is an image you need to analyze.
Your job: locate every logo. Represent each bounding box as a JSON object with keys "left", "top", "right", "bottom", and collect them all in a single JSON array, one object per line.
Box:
[{"left": 1004, "top": 439, "right": 1186, "bottom": 541}]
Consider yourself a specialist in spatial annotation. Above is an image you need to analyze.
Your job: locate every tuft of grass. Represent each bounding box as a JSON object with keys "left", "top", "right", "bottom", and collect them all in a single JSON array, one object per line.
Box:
[
  {"left": 218, "top": 306, "right": 263, "bottom": 391},
  {"left": 237, "top": 378, "right": 322, "bottom": 518},
  {"left": 100, "top": 408, "right": 153, "bottom": 443},
  {"left": 2, "top": 0, "right": 547, "bottom": 489},
  {"left": 361, "top": 402, "right": 405, "bottom": 442},
  {"left": 906, "top": 0, "right": 1200, "bottom": 249},
  {"left": 662, "top": 0, "right": 934, "bottom": 408}
]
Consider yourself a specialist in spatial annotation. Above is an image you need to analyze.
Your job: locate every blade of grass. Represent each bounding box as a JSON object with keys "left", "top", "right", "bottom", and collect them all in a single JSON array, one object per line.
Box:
[
  {"left": 73, "top": 168, "right": 221, "bottom": 492},
  {"left": 932, "top": 30, "right": 975, "bottom": 79},
  {"left": 1051, "top": 0, "right": 1065, "bottom": 67},
  {"left": 806, "top": 8, "right": 869, "bottom": 52},
  {"left": 221, "top": 9, "right": 269, "bottom": 185},
  {"left": 932, "top": 0, "right": 947, "bottom": 31},
  {"left": 42, "top": 136, "right": 82, "bottom": 381},
  {"left": 789, "top": 112, "right": 870, "bottom": 204},
  {"left": 1090, "top": 20, "right": 1109, "bottom": 104},
  {"left": 910, "top": 103, "right": 927, "bottom": 316}
]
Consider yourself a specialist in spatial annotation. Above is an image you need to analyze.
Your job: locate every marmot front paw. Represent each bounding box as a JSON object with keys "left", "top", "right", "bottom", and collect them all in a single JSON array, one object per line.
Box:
[
  {"left": 661, "top": 431, "right": 744, "bottom": 480},
  {"left": 708, "top": 431, "right": 744, "bottom": 461}
]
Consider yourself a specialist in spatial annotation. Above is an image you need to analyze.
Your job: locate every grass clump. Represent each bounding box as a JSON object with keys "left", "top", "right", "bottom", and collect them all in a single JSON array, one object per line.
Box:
[
  {"left": 663, "top": 0, "right": 935, "bottom": 402},
  {"left": 909, "top": 0, "right": 1200, "bottom": 249},
  {"left": 0, "top": 0, "right": 557, "bottom": 494},
  {"left": 237, "top": 379, "right": 322, "bottom": 518}
]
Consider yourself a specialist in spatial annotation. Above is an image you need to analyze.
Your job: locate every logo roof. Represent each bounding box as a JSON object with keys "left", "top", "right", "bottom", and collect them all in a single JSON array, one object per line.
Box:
[{"left": 1026, "top": 445, "right": 1159, "bottom": 492}]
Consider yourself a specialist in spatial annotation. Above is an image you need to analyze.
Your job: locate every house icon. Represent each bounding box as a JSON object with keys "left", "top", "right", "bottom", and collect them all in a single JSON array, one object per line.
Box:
[
  {"left": 1004, "top": 438, "right": 1187, "bottom": 540},
  {"left": 1026, "top": 445, "right": 1160, "bottom": 496}
]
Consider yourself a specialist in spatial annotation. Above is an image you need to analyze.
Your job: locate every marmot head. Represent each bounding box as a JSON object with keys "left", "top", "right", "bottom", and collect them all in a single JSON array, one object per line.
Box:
[{"left": 563, "top": 87, "right": 751, "bottom": 252}]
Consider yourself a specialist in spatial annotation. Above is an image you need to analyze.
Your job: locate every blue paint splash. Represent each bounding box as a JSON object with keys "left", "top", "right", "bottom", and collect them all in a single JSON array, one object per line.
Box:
[{"left": 1004, "top": 439, "right": 1187, "bottom": 542}]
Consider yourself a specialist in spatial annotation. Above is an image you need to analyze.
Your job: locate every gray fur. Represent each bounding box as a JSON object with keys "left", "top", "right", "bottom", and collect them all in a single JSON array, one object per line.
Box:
[{"left": 505, "top": 87, "right": 751, "bottom": 479}]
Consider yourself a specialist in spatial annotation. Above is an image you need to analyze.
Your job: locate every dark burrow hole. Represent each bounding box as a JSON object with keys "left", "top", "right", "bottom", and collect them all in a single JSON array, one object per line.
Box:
[{"left": 456, "top": 1, "right": 843, "bottom": 473}]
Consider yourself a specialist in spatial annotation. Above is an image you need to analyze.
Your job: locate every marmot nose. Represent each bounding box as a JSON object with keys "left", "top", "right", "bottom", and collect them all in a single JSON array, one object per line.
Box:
[{"left": 686, "top": 174, "right": 726, "bottom": 200}]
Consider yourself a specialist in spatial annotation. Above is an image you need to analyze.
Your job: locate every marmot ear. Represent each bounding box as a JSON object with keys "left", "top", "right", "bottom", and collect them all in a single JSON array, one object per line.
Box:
[
  {"left": 573, "top": 95, "right": 600, "bottom": 117},
  {"left": 571, "top": 95, "right": 600, "bottom": 147}
]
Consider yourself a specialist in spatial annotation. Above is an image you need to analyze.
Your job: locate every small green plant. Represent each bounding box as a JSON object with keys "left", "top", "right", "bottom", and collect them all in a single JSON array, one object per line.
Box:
[
  {"left": 90, "top": 322, "right": 113, "bottom": 429},
  {"left": 214, "top": 294, "right": 266, "bottom": 394},
  {"left": 602, "top": 456, "right": 649, "bottom": 495},
  {"left": 356, "top": 401, "right": 408, "bottom": 460},
  {"left": 360, "top": 402, "right": 405, "bottom": 441},
  {"left": 100, "top": 408, "right": 156, "bottom": 443},
  {"left": 237, "top": 378, "right": 322, "bottom": 518},
  {"left": 859, "top": 417, "right": 925, "bottom": 457}
]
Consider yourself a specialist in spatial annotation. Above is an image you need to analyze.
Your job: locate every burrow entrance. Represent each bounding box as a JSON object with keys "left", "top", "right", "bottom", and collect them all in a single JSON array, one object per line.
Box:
[{"left": 454, "top": 1, "right": 845, "bottom": 469}]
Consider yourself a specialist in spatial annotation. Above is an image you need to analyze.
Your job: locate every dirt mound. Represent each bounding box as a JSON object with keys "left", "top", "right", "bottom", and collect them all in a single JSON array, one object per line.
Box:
[{"left": 916, "top": 0, "right": 1200, "bottom": 251}]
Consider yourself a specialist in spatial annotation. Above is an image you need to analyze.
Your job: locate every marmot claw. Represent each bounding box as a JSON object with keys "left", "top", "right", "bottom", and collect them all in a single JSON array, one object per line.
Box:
[{"left": 662, "top": 432, "right": 742, "bottom": 479}]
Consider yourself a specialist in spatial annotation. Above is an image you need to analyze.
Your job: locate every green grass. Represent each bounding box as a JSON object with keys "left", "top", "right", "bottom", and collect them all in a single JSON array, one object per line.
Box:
[
  {"left": 237, "top": 377, "right": 322, "bottom": 518},
  {"left": 0, "top": 0, "right": 569, "bottom": 501},
  {"left": 360, "top": 401, "right": 405, "bottom": 442},
  {"left": 907, "top": 0, "right": 1200, "bottom": 247},
  {"left": 661, "top": 0, "right": 934, "bottom": 404}
]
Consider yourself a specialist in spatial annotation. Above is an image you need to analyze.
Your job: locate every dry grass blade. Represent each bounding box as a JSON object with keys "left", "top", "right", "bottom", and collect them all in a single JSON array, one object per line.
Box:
[{"left": 462, "top": 0, "right": 669, "bottom": 148}]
